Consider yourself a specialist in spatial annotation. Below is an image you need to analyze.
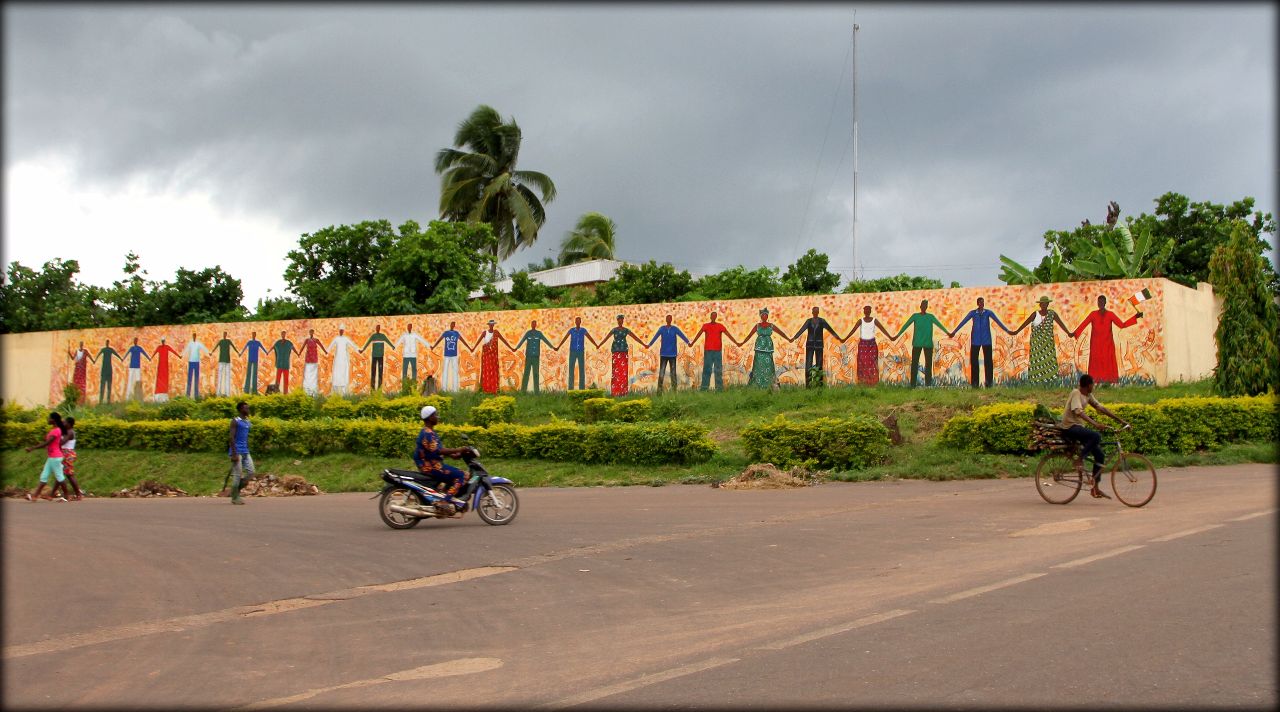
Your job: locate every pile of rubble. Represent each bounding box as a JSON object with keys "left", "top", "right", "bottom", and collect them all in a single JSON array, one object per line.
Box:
[
  {"left": 111, "top": 480, "right": 190, "bottom": 498},
  {"left": 235, "top": 474, "right": 322, "bottom": 497},
  {"left": 714, "top": 463, "right": 825, "bottom": 490}
]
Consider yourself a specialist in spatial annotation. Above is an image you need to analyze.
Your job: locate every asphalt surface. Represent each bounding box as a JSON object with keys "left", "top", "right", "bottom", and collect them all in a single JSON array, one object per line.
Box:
[{"left": 2, "top": 463, "right": 1275, "bottom": 710}]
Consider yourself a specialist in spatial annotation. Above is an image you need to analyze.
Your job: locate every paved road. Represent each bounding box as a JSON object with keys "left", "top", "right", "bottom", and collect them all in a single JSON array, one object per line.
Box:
[{"left": 3, "top": 463, "right": 1274, "bottom": 709}]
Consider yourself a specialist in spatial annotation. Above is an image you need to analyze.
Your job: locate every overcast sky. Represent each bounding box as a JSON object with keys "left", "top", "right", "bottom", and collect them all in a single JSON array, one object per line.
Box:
[{"left": 4, "top": 3, "right": 1276, "bottom": 307}]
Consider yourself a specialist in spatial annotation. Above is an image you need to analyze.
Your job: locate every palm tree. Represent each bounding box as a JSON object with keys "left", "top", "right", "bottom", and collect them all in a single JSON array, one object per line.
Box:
[
  {"left": 435, "top": 105, "right": 557, "bottom": 276},
  {"left": 558, "top": 212, "right": 618, "bottom": 265}
]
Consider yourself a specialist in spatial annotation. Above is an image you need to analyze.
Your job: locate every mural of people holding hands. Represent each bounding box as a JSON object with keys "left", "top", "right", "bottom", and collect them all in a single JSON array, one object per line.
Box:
[
  {"left": 950, "top": 297, "right": 1012, "bottom": 388},
  {"left": 647, "top": 314, "right": 692, "bottom": 392},
  {"left": 893, "top": 299, "right": 951, "bottom": 387},
  {"left": 184, "top": 332, "right": 210, "bottom": 398},
  {"left": 93, "top": 340, "right": 124, "bottom": 403},
  {"left": 432, "top": 321, "right": 469, "bottom": 393},
  {"left": 327, "top": 325, "right": 357, "bottom": 396},
  {"left": 152, "top": 338, "right": 180, "bottom": 402},
  {"left": 557, "top": 317, "right": 598, "bottom": 390},
  {"left": 475, "top": 320, "right": 512, "bottom": 394},
  {"left": 599, "top": 314, "right": 644, "bottom": 396},
  {"left": 241, "top": 331, "right": 266, "bottom": 394},
  {"left": 1011, "top": 296, "right": 1071, "bottom": 384},
  {"left": 300, "top": 329, "right": 328, "bottom": 396},
  {"left": 67, "top": 341, "right": 90, "bottom": 403},
  {"left": 213, "top": 331, "right": 237, "bottom": 397},
  {"left": 1072, "top": 294, "right": 1141, "bottom": 383},
  {"left": 735, "top": 307, "right": 793, "bottom": 389},
  {"left": 396, "top": 323, "right": 429, "bottom": 384},
  {"left": 792, "top": 306, "right": 840, "bottom": 387},
  {"left": 513, "top": 319, "right": 557, "bottom": 393},
  {"left": 124, "top": 337, "right": 151, "bottom": 401},
  {"left": 360, "top": 324, "right": 395, "bottom": 392},
  {"left": 690, "top": 311, "right": 736, "bottom": 392},
  {"left": 271, "top": 330, "right": 298, "bottom": 394},
  {"left": 842, "top": 305, "right": 895, "bottom": 385}
]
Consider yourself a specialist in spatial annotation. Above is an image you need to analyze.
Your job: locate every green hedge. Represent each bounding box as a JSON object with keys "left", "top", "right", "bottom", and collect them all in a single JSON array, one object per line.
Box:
[
  {"left": 91, "top": 394, "right": 454, "bottom": 423},
  {"left": 580, "top": 397, "right": 652, "bottom": 423},
  {"left": 1, "top": 418, "right": 716, "bottom": 466},
  {"left": 938, "top": 395, "right": 1278, "bottom": 455},
  {"left": 470, "top": 396, "right": 516, "bottom": 427},
  {"left": 740, "top": 414, "right": 890, "bottom": 470}
]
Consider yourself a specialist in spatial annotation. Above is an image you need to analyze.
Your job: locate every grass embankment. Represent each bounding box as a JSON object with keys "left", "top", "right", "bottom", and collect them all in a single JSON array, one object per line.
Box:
[{"left": 4, "top": 380, "right": 1273, "bottom": 495}]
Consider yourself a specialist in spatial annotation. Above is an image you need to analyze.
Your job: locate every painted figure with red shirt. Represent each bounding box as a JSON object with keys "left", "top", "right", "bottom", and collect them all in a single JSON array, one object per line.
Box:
[
  {"left": 300, "top": 329, "right": 328, "bottom": 396},
  {"left": 1071, "top": 294, "right": 1142, "bottom": 383},
  {"left": 690, "top": 311, "right": 740, "bottom": 392}
]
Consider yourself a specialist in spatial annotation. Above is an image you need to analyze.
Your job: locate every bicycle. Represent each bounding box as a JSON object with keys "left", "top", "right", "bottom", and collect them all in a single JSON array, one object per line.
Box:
[{"left": 1033, "top": 424, "right": 1158, "bottom": 507}]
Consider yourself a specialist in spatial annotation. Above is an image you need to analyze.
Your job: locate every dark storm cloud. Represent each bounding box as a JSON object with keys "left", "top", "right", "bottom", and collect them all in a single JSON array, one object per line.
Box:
[{"left": 4, "top": 4, "right": 1274, "bottom": 299}]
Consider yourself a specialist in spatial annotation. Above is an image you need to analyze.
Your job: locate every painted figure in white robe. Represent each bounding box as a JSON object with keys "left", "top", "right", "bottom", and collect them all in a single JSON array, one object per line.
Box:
[{"left": 327, "top": 325, "right": 357, "bottom": 396}]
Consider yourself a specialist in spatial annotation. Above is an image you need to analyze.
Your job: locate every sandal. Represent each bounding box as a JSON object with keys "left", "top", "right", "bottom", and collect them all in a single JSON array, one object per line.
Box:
[{"left": 1090, "top": 488, "right": 1112, "bottom": 500}]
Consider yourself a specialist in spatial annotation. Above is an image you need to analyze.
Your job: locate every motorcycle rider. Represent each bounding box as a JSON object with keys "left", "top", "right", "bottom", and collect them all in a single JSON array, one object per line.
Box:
[{"left": 413, "top": 405, "right": 471, "bottom": 515}]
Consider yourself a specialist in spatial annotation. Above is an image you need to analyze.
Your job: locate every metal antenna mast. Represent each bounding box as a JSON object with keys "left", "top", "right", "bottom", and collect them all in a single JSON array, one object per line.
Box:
[{"left": 851, "top": 18, "right": 860, "bottom": 281}]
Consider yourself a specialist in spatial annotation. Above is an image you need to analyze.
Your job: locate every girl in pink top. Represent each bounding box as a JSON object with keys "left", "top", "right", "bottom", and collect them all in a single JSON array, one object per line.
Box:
[{"left": 24, "top": 412, "right": 67, "bottom": 502}]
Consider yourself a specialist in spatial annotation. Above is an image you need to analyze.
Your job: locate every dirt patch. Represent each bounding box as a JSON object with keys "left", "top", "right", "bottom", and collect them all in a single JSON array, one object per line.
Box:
[
  {"left": 714, "top": 463, "right": 824, "bottom": 490},
  {"left": 111, "top": 480, "right": 190, "bottom": 498},
  {"left": 707, "top": 428, "right": 739, "bottom": 444},
  {"left": 2, "top": 486, "right": 31, "bottom": 498},
  {"left": 234, "top": 474, "right": 322, "bottom": 497}
]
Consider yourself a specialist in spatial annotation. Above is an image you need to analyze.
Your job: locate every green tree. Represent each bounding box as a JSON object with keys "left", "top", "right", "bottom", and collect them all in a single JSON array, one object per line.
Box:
[
  {"left": 593, "top": 261, "right": 695, "bottom": 306},
  {"left": 559, "top": 212, "right": 617, "bottom": 265},
  {"left": 999, "top": 220, "right": 1173, "bottom": 286},
  {"left": 842, "top": 273, "right": 958, "bottom": 294},
  {"left": 1135, "top": 193, "right": 1277, "bottom": 293},
  {"left": 435, "top": 105, "right": 557, "bottom": 273},
  {"left": 150, "top": 266, "right": 247, "bottom": 325},
  {"left": 282, "top": 220, "right": 400, "bottom": 317},
  {"left": 1208, "top": 221, "right": 1280, "bottom": 396},
  {"left": 0, "top": 259, "right": 103, "bottom": 334},
  {"left": 101, "top": 252, "right": 155, "bottom": 327},
  {"left": 781, "top": 249, "right": 841, "bottom": 295},
  {"left": 691, "top": 266, "right": 784, "bottom": 301},
  {"left": 367, "top": 220, "right": 497, "bottom": 315}
]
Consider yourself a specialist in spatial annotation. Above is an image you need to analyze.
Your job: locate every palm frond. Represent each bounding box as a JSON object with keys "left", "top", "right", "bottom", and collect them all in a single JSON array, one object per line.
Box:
[{"left": 512, "top": 170, "right": 557, "bottom": 203}]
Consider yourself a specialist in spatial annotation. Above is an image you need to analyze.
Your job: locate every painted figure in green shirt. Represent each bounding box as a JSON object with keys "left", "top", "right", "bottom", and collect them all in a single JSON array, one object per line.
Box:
[
  {"left": 92, "top": 340, "right": 124, "bottom": 403},
  {"left": 214, "top": 330, "right": 238, "bottom": 397},
  {"left": 271, "top": 331, "right": 299, "bottom": 394},
  {"left": 892, "top": 299, "right": 951, "bottom": 387},
  {"left": 512, "top": 319, "right": 558, "bottom": 393},
  {"left": 360, "top": 324, "right": 396, "bottom": 392}
]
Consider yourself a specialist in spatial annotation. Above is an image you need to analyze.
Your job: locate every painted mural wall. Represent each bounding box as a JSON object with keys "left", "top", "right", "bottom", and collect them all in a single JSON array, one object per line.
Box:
[{"left": 45, "top": 278, "right": 1176, "bottom": 405}]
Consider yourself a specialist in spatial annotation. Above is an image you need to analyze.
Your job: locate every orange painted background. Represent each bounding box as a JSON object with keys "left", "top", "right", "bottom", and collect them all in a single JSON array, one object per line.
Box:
[{"left": 47, "top": 278, "right": 1166, "bottom": 403}]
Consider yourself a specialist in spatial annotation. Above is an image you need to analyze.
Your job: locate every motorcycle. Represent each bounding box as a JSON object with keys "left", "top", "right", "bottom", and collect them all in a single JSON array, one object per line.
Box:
[{"left": 377, "top": 446, "right": 519, "bottom": 529}]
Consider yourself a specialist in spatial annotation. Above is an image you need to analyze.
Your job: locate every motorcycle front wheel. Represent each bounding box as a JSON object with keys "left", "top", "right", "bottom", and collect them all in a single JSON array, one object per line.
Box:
[
  {"left": 379, "top": 487, "right": 423, "bottom": 530},
  {"left": 476, "top": 484, "right": 519, "bottom": 525}
]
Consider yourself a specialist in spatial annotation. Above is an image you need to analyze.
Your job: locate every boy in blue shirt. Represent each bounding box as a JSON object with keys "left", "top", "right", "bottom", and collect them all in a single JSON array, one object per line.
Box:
[{"left": 227, "top": 401, "right": 253, "bottom": 505}]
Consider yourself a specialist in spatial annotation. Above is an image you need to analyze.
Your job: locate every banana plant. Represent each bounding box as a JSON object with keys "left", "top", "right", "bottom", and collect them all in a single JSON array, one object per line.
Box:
[{"left": 1000, "top": 221, "right": 1172, "bottom": 285}]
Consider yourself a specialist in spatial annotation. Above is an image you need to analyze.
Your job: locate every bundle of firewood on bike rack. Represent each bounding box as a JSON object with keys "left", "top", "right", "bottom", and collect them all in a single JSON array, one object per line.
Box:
[{"left": 1028, "top": 403, "right": 1077, "bottom": 454}]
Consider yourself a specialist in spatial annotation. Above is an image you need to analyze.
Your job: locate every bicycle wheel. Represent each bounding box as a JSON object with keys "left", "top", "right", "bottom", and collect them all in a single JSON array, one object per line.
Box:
[
  {"left": 1111, "top": 453, "right": 1157, "bottom": 508},
  {"left": 1035, "top": 452, "right": 1083, "bottom": 505}
]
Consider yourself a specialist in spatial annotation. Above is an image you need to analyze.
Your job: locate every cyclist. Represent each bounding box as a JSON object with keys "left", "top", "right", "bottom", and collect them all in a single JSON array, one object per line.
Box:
[{"left": 1059, "top": 373, "right": 1130, "bottom": 499}]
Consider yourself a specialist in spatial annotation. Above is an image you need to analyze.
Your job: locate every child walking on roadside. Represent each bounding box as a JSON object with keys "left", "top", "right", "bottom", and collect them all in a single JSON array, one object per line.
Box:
[
  {"left": 50, "top": 416, "right": 85, "bottom": 500},
  {"left": 25, "top": 412, "right": 67, "bottom": 502},
  {"left": 227, "top": 401, "right": 253, "bottom": 505}
]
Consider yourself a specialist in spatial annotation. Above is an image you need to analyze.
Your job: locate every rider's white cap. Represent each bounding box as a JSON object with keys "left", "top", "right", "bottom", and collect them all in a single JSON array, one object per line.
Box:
[{"left": 420, "top": 405, "right": 437, "bottom": 420}]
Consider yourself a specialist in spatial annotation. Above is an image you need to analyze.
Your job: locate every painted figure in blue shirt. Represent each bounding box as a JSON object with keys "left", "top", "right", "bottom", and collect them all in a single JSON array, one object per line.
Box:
[
  {"left": 242, "top": 331, "right": 267, "bottom": 394},
  {"left": 124, "top": 337, "right": 151, "bottom": 401},
  {"left": 556, "top": 317, "right": 599, "bottom": 390},
  {"left": 949, "top": 297, "right": 1012, "bottom": 388},
  {"left": 432, "top": 321, "right": 470, "bottom": 392},
  {"left": 646, "top": 315, "right": 692, "bottom": 391}
]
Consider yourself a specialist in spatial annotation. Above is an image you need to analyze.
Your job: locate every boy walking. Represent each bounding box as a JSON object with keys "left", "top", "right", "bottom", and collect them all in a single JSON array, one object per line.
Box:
[{"left": 227, "top": 401, "right": 253, "bottom": 505}]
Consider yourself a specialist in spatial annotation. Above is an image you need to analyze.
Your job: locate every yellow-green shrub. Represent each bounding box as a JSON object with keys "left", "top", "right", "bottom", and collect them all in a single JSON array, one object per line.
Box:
[
  {"left": 740, "top": 415, "right": 890, "bottom": 470},
  {"left": 580, "top": 398, "right": 614, "bottom": 424},
  {"left": 469, "top": 396, "right": 516, "bottom": 427}
]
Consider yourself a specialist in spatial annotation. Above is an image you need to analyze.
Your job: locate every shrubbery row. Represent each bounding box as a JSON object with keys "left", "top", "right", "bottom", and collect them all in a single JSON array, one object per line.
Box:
[
  {"left": 580, "top": 397, "right": 652, "bottom": 423},
  {"left": 740, "top": 414, "right": 891, "bottom": 470},
  {"left": 0, "top": 417, "right": 716, "bottom": 466},
  {"left": 938, "top": 395, "right": 1278, "bottom": 455},
  {"left": 3, "top": 394, "right": 454, "bottom": 424}
]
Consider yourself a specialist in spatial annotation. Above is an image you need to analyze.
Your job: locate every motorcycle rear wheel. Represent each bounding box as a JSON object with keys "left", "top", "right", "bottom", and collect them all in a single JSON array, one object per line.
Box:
[
  {"left": 379, "top": 487, "right": 423, "bottom": 530},
  {"left": 476, "top": 484, "right": 519, "bottom": 525}
]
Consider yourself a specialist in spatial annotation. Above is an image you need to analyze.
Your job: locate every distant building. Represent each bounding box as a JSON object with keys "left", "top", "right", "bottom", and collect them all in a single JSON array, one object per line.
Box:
[{"left": 470, "top": 259, "right": 700, "bottom": 298}]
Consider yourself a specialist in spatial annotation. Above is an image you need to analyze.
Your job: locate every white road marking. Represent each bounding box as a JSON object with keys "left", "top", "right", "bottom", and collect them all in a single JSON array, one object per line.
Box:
[
  {"left": 1149, "top": 524, "right": 1224, "bottom": 542},
  {"left": 539, "top": 657, "right": 740, "bottom": 709},
  {"left": 928, "top": 573, "right": 1047, "bottom": 604},
  {"left": 1228, "top": 509, "right": 1276, "bottom": 522},
  {"left": 756, "top": 609, "right": 916, "bottom": 650},
  {"left": 3, "top": 567, "right": 516, "bottom": 660},
  {"left": 237, "top": 657, "right": 504, "bottom": 710},
  {"left": 1051, "top": 545, "right": 1145, "bottom": 569}
]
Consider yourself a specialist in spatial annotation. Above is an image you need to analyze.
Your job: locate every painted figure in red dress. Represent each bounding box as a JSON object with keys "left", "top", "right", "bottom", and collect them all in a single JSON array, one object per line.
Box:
[{"left": 1071, "top": 295, "right": 1142, "bottom": 383}]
